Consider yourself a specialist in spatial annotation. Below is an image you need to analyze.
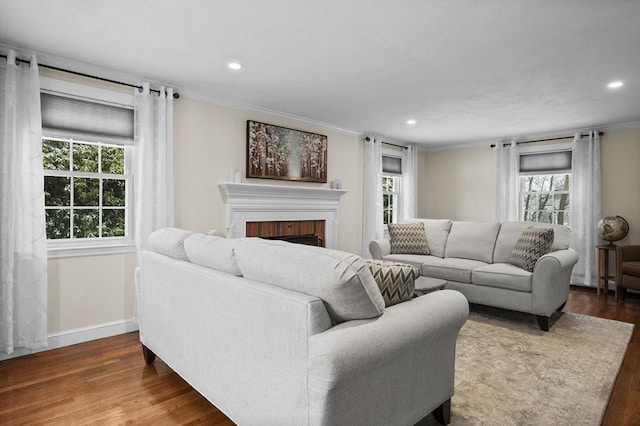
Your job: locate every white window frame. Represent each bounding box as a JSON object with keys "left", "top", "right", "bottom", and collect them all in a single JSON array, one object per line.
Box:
[
  {"left": 518, "top": 143, "right": 572, "bottom": 226},
  {"left": 41, "top": 78, "right": 136, "bottom": 258},
  {"left": 382, "top": 148, "right": 403, "bottom": 232}
]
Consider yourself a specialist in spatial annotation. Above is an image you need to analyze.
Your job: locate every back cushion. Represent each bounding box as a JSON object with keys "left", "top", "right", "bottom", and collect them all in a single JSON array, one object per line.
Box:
[
  {"left": 234, "top": 239, "right": 385, "bottom": 324},
  {"left": 147, "top": 227, "right": 194, "bottom": 261},
  {"left": 184, "top": 233, "right": 242, "bottom": 276},
  {"left": 444, "top": 221, "right": 501, "bottom": 263},
  {"left": 405, "top": 218, "right": 452, "bottom": 258},
  {"left": 493, "top": 221, "right": 571, "bottom": 263}
]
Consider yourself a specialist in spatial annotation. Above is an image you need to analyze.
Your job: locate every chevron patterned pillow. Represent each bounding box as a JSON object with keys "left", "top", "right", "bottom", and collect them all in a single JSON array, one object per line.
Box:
[
  {"left": 366, "top": 260, "right": 420, "bottom": 307},
  {"left": 387, "top": 222, "right": 430, "bottom": 255},
  {"left": 510, "top": 227, "right": 554, "bottom": 272}
]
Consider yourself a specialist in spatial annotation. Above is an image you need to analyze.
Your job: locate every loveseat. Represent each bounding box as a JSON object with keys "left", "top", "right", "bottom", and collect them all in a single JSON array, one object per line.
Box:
[
  {"left": 370, "top": 219, "right": 579, "bottom": 331},
  {"left": 137, "top": 228, "right": 469, "bottom": 426}
]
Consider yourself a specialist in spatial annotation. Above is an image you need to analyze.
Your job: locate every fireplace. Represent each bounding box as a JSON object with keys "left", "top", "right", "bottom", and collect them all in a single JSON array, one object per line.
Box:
[
  {"left": 246, "top": 220, "right": 325, "bottom": 247},
  {"left": 218, "top": 182, "right": 347, "bottom": 249}
]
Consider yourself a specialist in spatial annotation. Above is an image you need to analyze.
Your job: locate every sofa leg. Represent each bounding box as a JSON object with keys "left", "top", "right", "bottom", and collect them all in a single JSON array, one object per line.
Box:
[
  {"left": 142, "top": 344, "right": 156, "bottom": 365},
  {"left": 536, "top": 315, "right": 550, "bottom": 331},
  {"left": 432, "top": 398, "right": 451, "bottom": 425}
]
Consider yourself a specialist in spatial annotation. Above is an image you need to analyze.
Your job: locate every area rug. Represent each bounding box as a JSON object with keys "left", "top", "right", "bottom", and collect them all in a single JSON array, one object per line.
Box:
[{"left": 420, "top": 307, "right": 634, "bottom": 426}]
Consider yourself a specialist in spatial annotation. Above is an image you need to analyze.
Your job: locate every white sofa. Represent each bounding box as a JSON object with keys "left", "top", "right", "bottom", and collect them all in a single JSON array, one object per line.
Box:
[
  {"left": 138, "top": 228, "right": 469, "bottom": 426},
  {"left": 370, "top": 219, "right": 579, "bottom": 331}
]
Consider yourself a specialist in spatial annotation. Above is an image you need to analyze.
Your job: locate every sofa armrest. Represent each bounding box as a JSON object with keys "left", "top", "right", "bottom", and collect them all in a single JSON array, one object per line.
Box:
[
  {"left": 531, "top": 248, "right": 579, "bottom": 316},
  {"left": 617, "top": 245, "right": 640, "bottom": 285},
  {"left": 308, "top": 290, "right": 468, "bottom": 425},
  {"left": 369, "top": 239, "right": 391, "bottom": 259}
]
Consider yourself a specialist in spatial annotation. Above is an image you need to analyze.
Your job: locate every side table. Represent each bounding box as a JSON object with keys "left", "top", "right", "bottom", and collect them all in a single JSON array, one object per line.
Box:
[
  {"left": 414, "top": 276, "right": 447, "bottom": 296},
  {"left": 596, "top": 244, "right": 619, "bottom": 298}
]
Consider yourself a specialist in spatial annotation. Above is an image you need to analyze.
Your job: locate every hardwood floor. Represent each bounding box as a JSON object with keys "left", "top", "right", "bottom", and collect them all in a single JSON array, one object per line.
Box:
[{"left": 1, "top": 286, "right": 639, "bottom": 425}]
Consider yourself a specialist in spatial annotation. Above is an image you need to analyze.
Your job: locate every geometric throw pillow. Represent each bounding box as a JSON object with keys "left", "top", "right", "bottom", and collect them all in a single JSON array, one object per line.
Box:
[
  {"left": 387, "top": 222, "right": 430, "bottom": 255},
  {"left": 366, "top": 259, "right": 420, "bottom": 307},
  {"left": 510, "top": 227, "right": 554, "bottom": 272}
]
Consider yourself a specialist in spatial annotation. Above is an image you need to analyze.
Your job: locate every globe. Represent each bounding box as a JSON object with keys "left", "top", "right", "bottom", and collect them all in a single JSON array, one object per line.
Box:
[{"left": 597, "top": 216, "right": 629, "bottom": 243}]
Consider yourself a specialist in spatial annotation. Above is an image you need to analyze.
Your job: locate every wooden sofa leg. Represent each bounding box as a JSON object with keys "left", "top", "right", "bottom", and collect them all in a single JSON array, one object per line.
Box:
[
  {"left": 142, "top": 344, "right": 156, "bottom": 365},
  {"left": 536, "top": 315, "right": 550, "bottom": 331},
  {"left": 432, "top": 398, "right": 451, "bottom": 425}
]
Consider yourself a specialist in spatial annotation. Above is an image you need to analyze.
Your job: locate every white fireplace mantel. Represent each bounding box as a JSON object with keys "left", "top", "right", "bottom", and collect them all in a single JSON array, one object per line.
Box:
[{"left": 218, "top": 182, "right": 348, "bottom": 249}]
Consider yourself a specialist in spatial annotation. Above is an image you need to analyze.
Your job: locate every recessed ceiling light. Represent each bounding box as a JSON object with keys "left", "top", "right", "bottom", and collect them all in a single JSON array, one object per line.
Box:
[
  {"left": 228, "top": 62, "right": 243, "bottom": 70},
  {"left": 607, "top": 81, "right": 624, "bottom": 89},
  {"left": 407, "top": 119, "right": 416, "bottom": 125}
]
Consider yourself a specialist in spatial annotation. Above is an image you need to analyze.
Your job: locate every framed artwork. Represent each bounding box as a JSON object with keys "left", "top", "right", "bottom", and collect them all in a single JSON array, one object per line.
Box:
[{"left": 246, "top": 120, "right": 327, "bottom": 183}]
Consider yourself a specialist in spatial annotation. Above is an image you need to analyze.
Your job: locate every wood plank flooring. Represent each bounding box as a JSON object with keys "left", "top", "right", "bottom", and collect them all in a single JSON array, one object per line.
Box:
[{"left": 1, "top": 286, "right": 639, "bottom": 425}]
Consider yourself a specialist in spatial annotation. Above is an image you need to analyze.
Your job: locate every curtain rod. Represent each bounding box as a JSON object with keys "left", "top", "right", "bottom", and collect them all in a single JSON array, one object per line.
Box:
[
  {"left": 0, "top": 53, "right": 180, "bottom": 99},
  {"left": 364, "top": 136, "right": 407, "bottom": 149},
  {"left": 490, "top": 132, "right": 603, "bottom": 148}
]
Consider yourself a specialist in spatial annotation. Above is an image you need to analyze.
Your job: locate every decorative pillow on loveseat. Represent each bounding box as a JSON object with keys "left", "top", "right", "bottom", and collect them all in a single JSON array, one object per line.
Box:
[
  {"left": 510, "top": 227, "right": 554, "bottom": 272},
  {"left": 387, "top": 222, "right": 430, "bottom": 255},
  {"left": 366, "top": 260, "right": 420, "bottom": 307}
]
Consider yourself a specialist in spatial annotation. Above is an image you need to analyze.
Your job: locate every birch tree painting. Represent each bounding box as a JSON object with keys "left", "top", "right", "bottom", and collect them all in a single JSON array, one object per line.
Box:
[{"left": 247, "top": 120, "right": 327, "bottom": 182}]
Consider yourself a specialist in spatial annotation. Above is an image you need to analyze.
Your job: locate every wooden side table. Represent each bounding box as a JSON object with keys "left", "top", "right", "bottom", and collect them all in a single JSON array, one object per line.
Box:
[{"left": 596, "top": 244, "right": 619, "bottom": 297}]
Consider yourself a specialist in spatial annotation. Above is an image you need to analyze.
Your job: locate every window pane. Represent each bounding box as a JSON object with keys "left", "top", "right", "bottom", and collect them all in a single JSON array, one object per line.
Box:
[
  {"left": 103, "top": 179, "right": 125, "bottom": 206},
  {"left": 102, "top": 146, "right": 124, "bottom": 174},
  {"left": 43, "top": 139, "right": 69, "bottom": 170},
  {"left": 46, "top": 209, "right": 70, "bottom": 239},
  {"left": 74, "top": 178, "right": 100, "bottom": 206},
  {"left": 538, "top": 211, "right": 552, "bottom": 223},
  {"left": 73, "top": 209, "right": 99, "bottom": 238},
  {"left": 102, "top": 209, "right": 125, "bottom": 237},
  {"left": 552, "top": 174, "right": 570, "bottom": 191},
  {"left": 45, "top": 176, "right": 70, "bottom": 206},
  {"left": 73, "top": 143, "right": 99, "bottom": 172}
]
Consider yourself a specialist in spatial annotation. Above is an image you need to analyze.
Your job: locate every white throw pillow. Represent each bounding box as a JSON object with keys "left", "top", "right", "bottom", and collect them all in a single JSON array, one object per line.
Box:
[
  {"left": 147, "top": 227, "right": 194, "bottom": 261},
  {"left": 184, "top": 233, "right": 243, "bottom": 276}
]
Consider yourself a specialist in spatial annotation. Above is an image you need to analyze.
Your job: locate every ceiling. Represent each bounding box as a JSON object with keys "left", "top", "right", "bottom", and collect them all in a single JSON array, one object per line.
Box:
[{"left": 1, "top": 0, "right": 639, "bottom": 148}]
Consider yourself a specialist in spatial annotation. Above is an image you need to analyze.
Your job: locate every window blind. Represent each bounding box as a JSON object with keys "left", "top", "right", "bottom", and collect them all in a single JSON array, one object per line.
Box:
[
  {"left": 382, "top": 155, "right": 402, "bottom": 175},
  {"left": 519, "top": 151, "right": 572, "bottom": 173},
  {"left": 41, "top": 92, "right": 134, "bottom": 145}
]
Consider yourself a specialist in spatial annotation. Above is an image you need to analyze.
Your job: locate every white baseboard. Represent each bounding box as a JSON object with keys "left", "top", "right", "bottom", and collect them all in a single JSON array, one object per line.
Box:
[{"left": 0, "top": 319, "right": 139, "bottom": 361}]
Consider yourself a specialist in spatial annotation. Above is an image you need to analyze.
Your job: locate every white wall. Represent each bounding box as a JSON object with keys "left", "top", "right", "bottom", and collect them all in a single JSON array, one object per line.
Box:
[
  {"left": 419, "top": 127, "right": 640, "bottom": 245},
  {"left": 173, "top": 97, "right": 365, "bottom": 255}
]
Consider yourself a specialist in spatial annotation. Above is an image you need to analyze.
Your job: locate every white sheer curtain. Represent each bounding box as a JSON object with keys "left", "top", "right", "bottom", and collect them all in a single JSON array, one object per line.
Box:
[
  {"left": 133, "top": 83, "right": 174, "bottom": 320},
  {"left": 0, "top": 50, "right": 48, "bottom": 355},
  {"left": 362, "top": 136, "right": 383, "bottom": 258},
  {"left": 400, "top": 145, "right": 418, "bottom": 221},
  {"left": 495, "top": 139, "right": 520, "bottom": 222},
  {"left": 570, "top": 131, "right": 601, "bottom": 286},
  {"left": 134, "top": 83, "right": 175, "bottom": 249}
]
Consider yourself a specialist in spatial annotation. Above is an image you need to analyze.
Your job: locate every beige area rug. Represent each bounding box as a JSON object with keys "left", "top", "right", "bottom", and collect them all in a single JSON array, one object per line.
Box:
[{"left": 421, "top": 307, "right": 634, "bottom": 426}]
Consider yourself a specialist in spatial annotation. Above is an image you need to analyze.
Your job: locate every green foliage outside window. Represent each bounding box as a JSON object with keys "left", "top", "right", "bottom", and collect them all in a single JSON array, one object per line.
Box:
[{"left": 43, "top": 138, "right": 127, "bottom": 240}]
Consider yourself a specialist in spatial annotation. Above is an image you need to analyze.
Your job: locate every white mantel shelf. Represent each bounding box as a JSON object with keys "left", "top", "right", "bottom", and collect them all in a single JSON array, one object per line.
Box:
[{"left": 218, "top": 182, "right": 349, "bottom": 249}]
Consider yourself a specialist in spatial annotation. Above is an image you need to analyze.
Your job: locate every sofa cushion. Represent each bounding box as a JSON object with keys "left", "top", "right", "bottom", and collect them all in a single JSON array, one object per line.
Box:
[
  {"left": 387, "top": 222, "right": 430, "bottom": 255},
  {"left": 234, "top": 239, "right": 385, "bottom": 323},
  {"left": 183, "top": 233, "right": 242, "bottom": 276},
  {"left": 147, "top": 227, "right": 194, "bottom": 261},
  {"left": 444, "top": 221, "right": 501, "bottom": 263},
  {"left": 405, "top": 219, "right": 452, "bottom": 258},
  {"left": 366, "top": 260, "right": 419, "bottom": 307},
  {"left": 493, "top": 222, "right": 571, "bottom": 263},
  {"left": 472, "top": 263, "right": 533, "bottom": 292},
  {"left": 510, "top": 227, "right": 554, "bottom": 272},
  {"left": 422, "top": 257, "right": 489, "bottom": 283}
]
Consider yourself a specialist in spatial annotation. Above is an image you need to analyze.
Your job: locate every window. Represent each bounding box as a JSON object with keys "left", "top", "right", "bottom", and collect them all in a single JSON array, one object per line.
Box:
[
  {"left": 382, "top": 152, "right": 402, "bottom": 226},
  {"left": 40, "top": 77, "right": 135, "bottom": 256},
  {"left": 43, "top": 138, "right": 129, "bottom": 240},
  {"left": 382, "top": 175, "right": 399, "bottom": 225},
  {"left": 518, "top": 147, "right": 571, "bottom": 226},
  {"left": 520, "top": 174, "right": 570, "bottom": 225}
]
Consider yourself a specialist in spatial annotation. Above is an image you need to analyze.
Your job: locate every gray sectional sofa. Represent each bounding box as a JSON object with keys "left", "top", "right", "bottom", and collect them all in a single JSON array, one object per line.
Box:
[
  {"left": 138, "top": 228, "right": 469, "bottom": 426},
  {"left": 370, "top": 219, "right": 579, "bottom": 331}
]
